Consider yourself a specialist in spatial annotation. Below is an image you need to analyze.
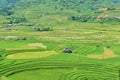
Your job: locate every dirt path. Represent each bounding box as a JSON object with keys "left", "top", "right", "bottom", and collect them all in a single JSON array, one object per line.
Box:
[{"left": 87, "top": 47, "right": 118, "bottom": 59}]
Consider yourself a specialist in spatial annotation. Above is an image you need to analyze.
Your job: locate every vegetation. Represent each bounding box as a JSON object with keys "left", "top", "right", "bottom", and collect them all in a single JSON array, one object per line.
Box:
[
  {"left": 69, "top": 15, "right": 120, "bottom": 24},
  {"left": 0, "top": 0, "right": 120, "bottom": 80}
]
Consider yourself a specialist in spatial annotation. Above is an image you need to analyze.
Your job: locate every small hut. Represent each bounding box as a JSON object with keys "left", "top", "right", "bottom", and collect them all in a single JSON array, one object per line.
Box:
[{"left": 63, "top": 48, "right": 72, "bottom": 53}]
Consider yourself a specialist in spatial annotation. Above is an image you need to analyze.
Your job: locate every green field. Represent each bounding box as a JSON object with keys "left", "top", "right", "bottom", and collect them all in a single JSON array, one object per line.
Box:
[
  {"left": 0, "top": 0, "right": 120, "bottom": 80},
  {"left": 0, "top": 22, "right": 120, "bottom": 80}
]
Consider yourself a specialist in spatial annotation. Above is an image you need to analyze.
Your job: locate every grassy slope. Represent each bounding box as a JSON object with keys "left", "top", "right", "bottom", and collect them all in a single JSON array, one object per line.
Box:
[{"left": 0, "top": 0, "right": 120, "bottom": 80}]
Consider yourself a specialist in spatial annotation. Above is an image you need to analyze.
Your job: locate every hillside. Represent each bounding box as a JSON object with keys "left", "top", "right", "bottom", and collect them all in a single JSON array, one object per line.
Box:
[
  {"left": 0, "top": 0, "right": 120, "bottom": 80},
  {"left": 0, "top": 0, "right": 120, "bottom": 25},
  {"left": 0, "top": 0, "right": 19, "bottom": 6}
]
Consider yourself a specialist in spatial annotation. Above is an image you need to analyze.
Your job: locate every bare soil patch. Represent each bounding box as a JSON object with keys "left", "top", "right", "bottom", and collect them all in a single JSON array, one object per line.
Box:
[
  {"left": 27, "top": 43, "right": 47, "bottom": 49},
  {"left": 87, "top": 48, "right": 118, "bottom": 59}
]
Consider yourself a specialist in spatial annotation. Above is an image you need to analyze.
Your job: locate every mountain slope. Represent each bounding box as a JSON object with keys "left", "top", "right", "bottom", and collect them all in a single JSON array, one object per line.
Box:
[
  {"left": 0, "top": 0, "right": 19, "bottom": 6},
  {"left": 0, "top": 0, "right": 120, "bottom": 25}
]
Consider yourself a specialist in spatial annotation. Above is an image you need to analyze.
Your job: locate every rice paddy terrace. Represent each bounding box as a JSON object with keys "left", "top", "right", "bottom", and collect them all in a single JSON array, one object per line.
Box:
[
  {"left": 0, "top": 1, "right": 120, "bottom": 79},
  {"left": 0, "top": 21, "right": 120, "bottom": 80}
]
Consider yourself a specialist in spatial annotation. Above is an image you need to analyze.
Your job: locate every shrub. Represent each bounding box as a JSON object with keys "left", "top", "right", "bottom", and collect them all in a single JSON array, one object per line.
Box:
[
  {"left": 106, "top": 45, "right": 110, "bottom": 48},
  {"left": 69, "top": 15, "right": 120, "bottom": 23},
  {"left": 35, "top": 27, "right": 53, "bottom": 32},
  {"left": 7, "top": 16, "right": 27, "bottom": 24},
  {"left": 96, "top": 45, "right": 100, "bottom": 47}
]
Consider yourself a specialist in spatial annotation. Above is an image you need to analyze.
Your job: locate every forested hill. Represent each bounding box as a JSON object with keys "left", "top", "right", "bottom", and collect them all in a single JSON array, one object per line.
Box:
[
  {"left": 1, "top": 0, "right": 120, "bottom": 7},
  {"left": 0, "top": 0, "right": 120, "bottom": 24},
  {"left": 1, "top": 0, "right": 120, "bottom": 6},
  {"left": 0, "top": 0, "right": 19, "bottom": 6},
  {"left": 1, "top": 0, "right": 120, "bottom": 15}
]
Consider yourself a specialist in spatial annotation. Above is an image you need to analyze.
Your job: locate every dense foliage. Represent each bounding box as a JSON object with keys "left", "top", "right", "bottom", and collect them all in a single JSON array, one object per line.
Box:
[{"left": 0, "top": 0, "right": 120, "bottom": 24}]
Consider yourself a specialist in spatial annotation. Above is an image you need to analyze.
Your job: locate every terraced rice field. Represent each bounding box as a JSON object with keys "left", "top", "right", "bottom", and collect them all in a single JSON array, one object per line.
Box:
[
  {"left": 87, "top": 47, "right": 118, "bottom": 59},
  {"left": 6, "top": 51, "right": 57, "bottom": 59},
  {"left": 0, "top": 22, "right": 120, "bottom": 80}
]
